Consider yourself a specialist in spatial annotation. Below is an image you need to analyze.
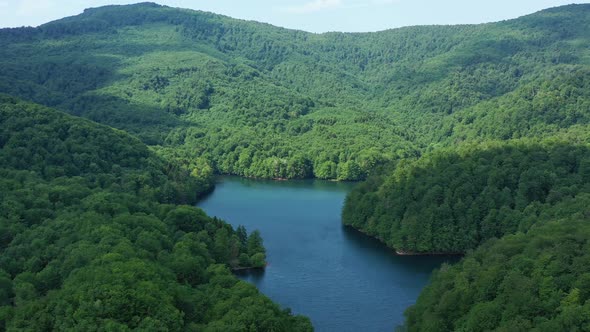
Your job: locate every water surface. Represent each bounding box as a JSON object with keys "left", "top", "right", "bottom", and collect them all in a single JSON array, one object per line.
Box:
[{"left": 199, "top": 177, "right": 455, "bottom": 332}]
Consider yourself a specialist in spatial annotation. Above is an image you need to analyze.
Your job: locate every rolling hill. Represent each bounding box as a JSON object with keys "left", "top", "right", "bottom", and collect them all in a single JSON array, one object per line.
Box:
[
  {"left": 0, "top": 2, "right": 588, "bottom": 180},
  {"left": 1, "top": 2, "right": 590, "bottom": 331}
]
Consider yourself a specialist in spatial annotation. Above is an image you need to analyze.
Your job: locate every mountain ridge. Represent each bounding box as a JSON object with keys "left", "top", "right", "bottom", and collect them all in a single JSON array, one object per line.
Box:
[
  {"left": 3, "top": 2, "right": 588, "bottom": 34},
  {"left": 0, "top": 2, "right": 588, "bottom": 181}
]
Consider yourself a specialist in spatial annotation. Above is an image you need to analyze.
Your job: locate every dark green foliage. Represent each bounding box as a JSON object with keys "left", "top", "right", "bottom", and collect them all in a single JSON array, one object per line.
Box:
[
  {"left": 0, "top": 94, "right": 208, "bottom": 204},
  {"left": 247, "top": 230, "right": 267, "bottom": 268},
  {"left": 343, "top": 139, "right": 590, "bottom": 253},
  {"left": 0, "top": 97, "right": 311, "bottom": 331},
  {"left": 345, "top": 135, "right": 590, "bottom": 329},
  {"left": 404, "top": 195, "right": 590, "bottom": 331},
  {"left": 1, "top": 3, "right": 589, "bottom": 180},
  {"left": 1, "top": 3, "right": 590, "bottom": 330}
]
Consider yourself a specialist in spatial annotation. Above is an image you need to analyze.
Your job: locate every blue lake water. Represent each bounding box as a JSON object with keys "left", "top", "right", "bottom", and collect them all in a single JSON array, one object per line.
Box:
[{"left": 198, "top": 177, "right": 456, "bottom": 332}]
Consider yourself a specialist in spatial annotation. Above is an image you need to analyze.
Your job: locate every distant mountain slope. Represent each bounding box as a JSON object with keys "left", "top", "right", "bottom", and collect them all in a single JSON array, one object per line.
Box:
[
  {"left": 0, "top": 95, "right": 312, "bottom": 331},
  {"left": 0, "top": 2, "right": 588, "bottom": 180}
]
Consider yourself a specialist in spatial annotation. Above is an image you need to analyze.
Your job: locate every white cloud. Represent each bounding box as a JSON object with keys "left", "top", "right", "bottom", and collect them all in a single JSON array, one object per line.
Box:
[{"left": 284, "top": 0, "right": 343, "bottom": 14}]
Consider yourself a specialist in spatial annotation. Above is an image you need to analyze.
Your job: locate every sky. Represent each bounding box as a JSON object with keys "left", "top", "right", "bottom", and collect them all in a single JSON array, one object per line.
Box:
[{"left": 0, "top": 0, "right": 588, "bottom": 33}]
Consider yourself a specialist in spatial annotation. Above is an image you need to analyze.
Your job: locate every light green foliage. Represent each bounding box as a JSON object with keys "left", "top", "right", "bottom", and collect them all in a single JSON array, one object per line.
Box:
[{"left": 1, "top": 3, "right": 588, "bottom": 180}]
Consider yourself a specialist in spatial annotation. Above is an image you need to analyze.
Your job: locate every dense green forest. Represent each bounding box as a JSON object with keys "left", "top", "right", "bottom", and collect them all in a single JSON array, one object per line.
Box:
[
  {"left": 0, "top": 3, "right": 589, "bottom": 180},
  {"left": 343, "top": 136, "right": 590, "bottom": 253},
  {"left": 404, "top": 194, "right": 590, "bottom": 331},
  {"left": 343, "top": 135, "right": 590, "bottom": 331},
  {"left": 0, "top": 95, "right": 311, "bottom": 331},
  {"left": 1, "top": 2, "right": 590, "bottom": 331}
]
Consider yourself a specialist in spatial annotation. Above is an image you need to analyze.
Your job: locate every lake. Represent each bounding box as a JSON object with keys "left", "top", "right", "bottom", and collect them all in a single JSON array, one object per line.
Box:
[{"left": 198, "top": 177, "right": 456, "bottom": 332}]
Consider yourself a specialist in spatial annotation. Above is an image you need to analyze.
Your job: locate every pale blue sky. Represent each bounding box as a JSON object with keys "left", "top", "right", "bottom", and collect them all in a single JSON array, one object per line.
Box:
[{"left": 0, "top": 0, "right": 588, "bottom": 32}]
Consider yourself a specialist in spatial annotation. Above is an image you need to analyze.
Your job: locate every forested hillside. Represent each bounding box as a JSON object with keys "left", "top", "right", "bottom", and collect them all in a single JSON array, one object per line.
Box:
[
  {"left": 0, "top": 95, "right": 311, "bottom": 331},
  {"left": 0, "top": 2, "right": 589, "bottom": 180},
  {"left": 404, "top": 195, "right": 590, "bottom": 331},
  {"left": 1, "top": 2, "right": 590, "bottom": 331},
  {"left": 342, "top": 133, "right": 590, "bottom": 330},
  {"left": 343, "top": 135, "right": 590, "bottom": 254}
]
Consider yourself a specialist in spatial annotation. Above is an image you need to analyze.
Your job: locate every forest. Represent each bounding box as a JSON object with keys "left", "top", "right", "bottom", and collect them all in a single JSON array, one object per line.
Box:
[
  {"left": 0, "top": 3, "right": 589, "bottom": 180},
  {"left": 403, "top": 195, "right": 590, "bottom": 331},
  {"left": 0, "top": 95, "right": 311, "bottom": 331},
  {"left": 343, "top": 136, "right": 590, "bottom": 253},
  {"left": 0, "top": 1, "right": 589, "bottom": 331}
]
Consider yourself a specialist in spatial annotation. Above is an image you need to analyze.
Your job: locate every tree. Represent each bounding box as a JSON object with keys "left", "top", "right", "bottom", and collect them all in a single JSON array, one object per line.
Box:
[
  {"left": 247, "top": 230, "right": 265, "bottom": 256},
  {"left": 236, "top": 225, "right": 248, "bottom": 251}
]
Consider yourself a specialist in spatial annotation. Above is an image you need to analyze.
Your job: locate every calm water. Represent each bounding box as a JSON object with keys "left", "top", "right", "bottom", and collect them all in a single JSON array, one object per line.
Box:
[{"left": 198, "top": 177, "right": 456, "bottom": 332}]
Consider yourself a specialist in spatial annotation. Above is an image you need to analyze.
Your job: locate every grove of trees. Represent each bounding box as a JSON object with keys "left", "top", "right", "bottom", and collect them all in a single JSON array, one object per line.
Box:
[{"left": 0, "top": 95, "right": 311, "bottom": 331}]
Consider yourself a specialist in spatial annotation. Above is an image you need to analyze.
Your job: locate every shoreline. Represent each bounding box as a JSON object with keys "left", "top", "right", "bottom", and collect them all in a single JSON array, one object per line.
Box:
[
  {"left": 343, "top": 224, "right": 464, "bottom": 257},
  {"left": 231, "top": 266, "right": 264, "bottom": 271},
  {"left": 231, "top": 262, "right": 268, "bottom": 272},
  {"left": 215, "top": 173, "right": 361, "bottom": 183},
  {"left": 395, "top": 250, "right": 463, "bottom": 256}
]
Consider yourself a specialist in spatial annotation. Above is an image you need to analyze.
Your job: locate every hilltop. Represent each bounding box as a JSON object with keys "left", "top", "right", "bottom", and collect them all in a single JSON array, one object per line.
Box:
[{"left": 0, "top": 3, "right": 588, "bottom": 180}]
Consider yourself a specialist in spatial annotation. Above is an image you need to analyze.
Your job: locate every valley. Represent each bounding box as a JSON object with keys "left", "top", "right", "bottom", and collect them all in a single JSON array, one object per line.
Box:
[{"left": 0, "top": 2, "right": 589, "bottom": 331}]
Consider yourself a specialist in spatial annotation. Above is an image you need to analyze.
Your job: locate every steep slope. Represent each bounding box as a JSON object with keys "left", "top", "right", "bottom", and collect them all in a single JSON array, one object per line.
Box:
[
  {"left": 0, "top": 95, "right": 311, "bottom": 331},
  {"left": 0, "top": 3, "right": 588, "bottom": 179},
  {"left": 404, "top": 194, "right": 590, "bottom": 331},
  {"left": 342, "top": 133, "right": 590, "bottom": 330},
  {"left": 343, "top": 136, "right": 590, "bottom": 254}
]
